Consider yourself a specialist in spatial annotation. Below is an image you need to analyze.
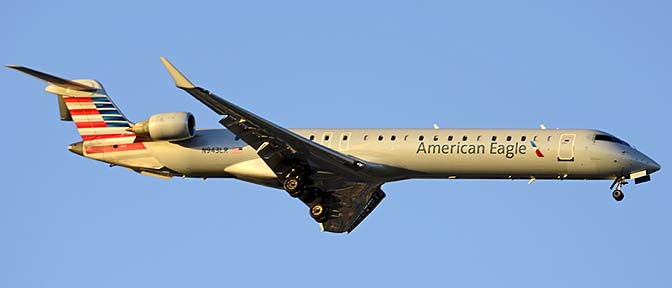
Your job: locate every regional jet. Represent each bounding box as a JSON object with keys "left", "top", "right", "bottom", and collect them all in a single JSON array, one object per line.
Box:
[{"left": 6, "top": 58, "right": 661, "bottom": 233}]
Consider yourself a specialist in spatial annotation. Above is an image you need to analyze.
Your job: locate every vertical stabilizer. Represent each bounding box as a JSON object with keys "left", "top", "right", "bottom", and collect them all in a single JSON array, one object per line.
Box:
[{"left": 6, "top": 65, "right": 135, "bottom": 142}]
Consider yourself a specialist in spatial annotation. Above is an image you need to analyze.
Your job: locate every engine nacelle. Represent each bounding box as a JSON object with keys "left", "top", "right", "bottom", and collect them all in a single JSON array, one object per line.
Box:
[{"left": 130, "top": 112, "right": 196, "bottom": 141}]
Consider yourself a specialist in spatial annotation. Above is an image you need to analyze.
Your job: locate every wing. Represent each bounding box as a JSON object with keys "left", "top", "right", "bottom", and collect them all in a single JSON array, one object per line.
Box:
[{"left": 160, "top": 57, "right": 385, "bottom": 233}]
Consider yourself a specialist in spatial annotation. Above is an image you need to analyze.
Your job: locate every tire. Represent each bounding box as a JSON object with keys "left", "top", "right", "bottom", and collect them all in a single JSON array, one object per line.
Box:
[
  {"left": 284, "top": 177, "right": 301, "bottom": 195},
  {"left": 310, "top": 203, "right": 328, "bottom": 222},
  {"left": 612, "top": 189, "right": 624, "bottom": 202}
]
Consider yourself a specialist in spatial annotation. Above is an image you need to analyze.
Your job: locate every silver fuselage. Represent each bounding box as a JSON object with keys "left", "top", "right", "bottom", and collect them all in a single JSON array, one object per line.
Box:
[{"left": 83, "top": 128, "right": 660, "bottom": 188}]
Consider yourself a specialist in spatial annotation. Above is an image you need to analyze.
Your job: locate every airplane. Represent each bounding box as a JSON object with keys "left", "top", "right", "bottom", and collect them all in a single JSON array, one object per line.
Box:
[{"left": 6, "top": 58, "right": 661, "bottom": 233}]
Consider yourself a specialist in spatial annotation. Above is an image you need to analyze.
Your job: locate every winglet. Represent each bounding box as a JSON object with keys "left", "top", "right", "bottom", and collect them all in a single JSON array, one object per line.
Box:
[
  {"left": 5, "top": 64, "right": 97, "bottom": 91},
  {"left": 159, "top": 57, "right": 195, "bottom": 89}
]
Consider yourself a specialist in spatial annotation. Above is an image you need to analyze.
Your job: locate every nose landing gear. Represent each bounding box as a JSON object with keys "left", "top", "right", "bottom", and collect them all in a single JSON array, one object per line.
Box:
[
  {"left": 610, "top": 177, "right": 627, "bottom": 202},
  {"left": 612, "top": 189, "right": 624, "bottom": 201}
]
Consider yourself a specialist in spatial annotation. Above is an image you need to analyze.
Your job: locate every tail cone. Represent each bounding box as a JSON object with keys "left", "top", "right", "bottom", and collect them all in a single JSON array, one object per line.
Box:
[{"left": 68, "top": 141, "right": 83, "bottom": 156}]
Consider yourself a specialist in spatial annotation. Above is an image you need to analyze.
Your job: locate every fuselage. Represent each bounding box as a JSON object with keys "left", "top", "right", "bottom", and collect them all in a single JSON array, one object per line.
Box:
[{"left": 78, "top": 128, "right": 661, "bottom": 188}]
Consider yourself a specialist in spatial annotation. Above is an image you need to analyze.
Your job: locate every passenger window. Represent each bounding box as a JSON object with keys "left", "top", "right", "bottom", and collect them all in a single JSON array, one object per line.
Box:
[
  {"left": 364, "top": 135, "right": 368, "bottom": 141},
  {"left": 506, "top": 136, "right": 512, "bottom": 141},
  {"left": 342, "top": 135, "right": 348, "bottom": 141},
  {"left": 477, "top": 135, "right": 482, "bottom": 141},
  {"left": 324, "top": 135, "right": 330, "bottom": 141},
  {"left": 448, "top": 136, "right": 453, "bottom": 141},
  {"left": 433, "top": 135, "right": 439, "bottom": 141},
  {"left": 391, "top": 135, "right": 396, "bottom": 141},
  {"left": 491, "top": 136, "right": 497, "bottom": 141},
  {"left": 521, "top": 136, "right": 527, "bottom": 141},
  {"left": 533, "top": 136, "right": 538, "bottom": 141},
  {"left": 309, "top": 135, "right": 315, "bottom": 141},
  {"left": 378, "top": 135, "right": 384, "bottom": 141},
  {"left": 462, "top": 136, "right": 468, "bottom": 141},
  {"left": 419, "top": 135, "right": 424, "bottom": 141},
  {"left": 404, "top": 135, "right": 409, "bottom": 141},
  {"left": 547, "top": 136, "right": 552, "bottom": 142}
]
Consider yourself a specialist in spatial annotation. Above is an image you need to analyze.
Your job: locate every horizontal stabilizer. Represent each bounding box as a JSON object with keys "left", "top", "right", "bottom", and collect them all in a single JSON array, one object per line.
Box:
[{"left": 5, "top": 65, "right": 97, "bottom": 92}]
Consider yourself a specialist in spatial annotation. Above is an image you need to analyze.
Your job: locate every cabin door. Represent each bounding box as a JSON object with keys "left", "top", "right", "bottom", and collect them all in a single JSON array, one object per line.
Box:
[{"left": 557, "top": 134, "right": 576, "bottom": 161}]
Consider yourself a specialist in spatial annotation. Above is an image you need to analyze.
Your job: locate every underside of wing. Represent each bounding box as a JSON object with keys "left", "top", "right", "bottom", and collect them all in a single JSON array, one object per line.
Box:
[
  {"left": 318, "top": 182, "right": 387, "bottom": 233},
  {"left": 160, "top": 57, "right": 387, "bottom": 233}
]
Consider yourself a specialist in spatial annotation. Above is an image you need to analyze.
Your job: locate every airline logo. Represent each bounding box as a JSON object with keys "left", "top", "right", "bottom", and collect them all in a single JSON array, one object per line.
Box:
[
  {"left": 530, "top": 141, "right": 545, "bottom": 157},
  {"left": 416, "top": 141, "right": 528, "bottom": 159},
  {"left": 64, "top": 96, "right": 132, "bottom": 140}
]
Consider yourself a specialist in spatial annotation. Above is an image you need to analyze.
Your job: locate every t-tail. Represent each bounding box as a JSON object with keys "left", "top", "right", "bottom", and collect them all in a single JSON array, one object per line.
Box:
[{"left": 5, "top": 65, "right": 136, "bottom": 143}]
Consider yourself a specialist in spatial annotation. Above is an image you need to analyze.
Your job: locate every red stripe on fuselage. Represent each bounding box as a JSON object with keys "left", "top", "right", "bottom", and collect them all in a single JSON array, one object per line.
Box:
[
  {"left": 76, "top": 121, "right": 107, "bottom": 128},
  {"left": 69, "top": 109, "right": 100, "bottom": 115},
  {"left": 81, "top": 133, "right": 136, "bottom": 141},
  {"left": 85, "top": 142, "right": 146, "bottom": 154},
  {"left": 63, "top": 97, "right": 92, "bottom": 103},
  {"left": 535, "top": 149, "right": 545, "bottom": 157}
]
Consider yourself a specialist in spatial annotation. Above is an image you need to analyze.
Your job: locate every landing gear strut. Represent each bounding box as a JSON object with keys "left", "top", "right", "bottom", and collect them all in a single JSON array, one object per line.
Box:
[{"left": 610, "top": 177, "right": 627, "bottom": 202}]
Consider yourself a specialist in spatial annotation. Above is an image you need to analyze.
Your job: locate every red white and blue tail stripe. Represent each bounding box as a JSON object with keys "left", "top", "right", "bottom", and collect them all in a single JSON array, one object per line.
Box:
[{"left": 56, "top": 80, "right": 134, "bottom": 141}]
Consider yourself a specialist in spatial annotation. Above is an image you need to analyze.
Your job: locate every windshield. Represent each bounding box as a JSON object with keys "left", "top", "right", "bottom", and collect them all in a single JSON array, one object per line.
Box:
[{"left": 595, "top": 134, "right": 630, "bottom": 147}]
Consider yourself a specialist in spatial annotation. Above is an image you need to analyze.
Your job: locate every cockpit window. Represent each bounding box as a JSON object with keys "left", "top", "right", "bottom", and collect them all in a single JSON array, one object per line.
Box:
[{"left": 595, "top": 134, "right": 630, "bottom": 147}]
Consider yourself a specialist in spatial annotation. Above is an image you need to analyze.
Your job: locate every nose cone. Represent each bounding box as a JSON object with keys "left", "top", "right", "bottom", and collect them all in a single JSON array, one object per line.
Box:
[
  {"left": 647, "top": 158, "right": 661, "bottom": 174},
  {"left": 68, "top": 142, "right": 84, "bottom": 156},
  {"left": 621, "top": 148, "right": 661, "bottom": 176},
  {"left": 634, "top": 151, "right": 661, "bottom": 174}
]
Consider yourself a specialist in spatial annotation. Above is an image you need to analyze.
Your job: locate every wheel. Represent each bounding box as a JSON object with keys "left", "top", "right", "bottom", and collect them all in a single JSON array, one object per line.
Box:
[
  {"left": 310, "top": 203, "right": 328, "bottom": 222},
  {"left": 283, "top": 177, "right": 302, "bottom": 196},
  {"left": 612, "top": 189, "right": 624, "bottom": 202}
]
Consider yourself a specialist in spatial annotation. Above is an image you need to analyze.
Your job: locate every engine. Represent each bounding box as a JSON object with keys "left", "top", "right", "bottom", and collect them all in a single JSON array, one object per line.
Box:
[{"left": 130, "top": 112, "right": 196, "bottom": 141}]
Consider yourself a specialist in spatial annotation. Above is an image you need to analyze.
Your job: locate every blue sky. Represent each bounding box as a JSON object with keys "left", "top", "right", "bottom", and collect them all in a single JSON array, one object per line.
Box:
[{"left": 1, "top": 1, "right": 670, "bottom": 287}]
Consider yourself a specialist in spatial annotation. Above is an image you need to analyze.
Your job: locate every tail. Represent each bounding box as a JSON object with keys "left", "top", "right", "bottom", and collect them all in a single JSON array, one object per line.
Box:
[{"left": 6, "top": 65, "right": 135, "bottom": 142}]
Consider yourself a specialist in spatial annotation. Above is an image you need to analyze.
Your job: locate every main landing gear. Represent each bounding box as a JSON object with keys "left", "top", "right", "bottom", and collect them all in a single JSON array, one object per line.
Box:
[
  {"left": 282, "top": 171, "right": 329, "bottom": 223},
  {"left": 610, "top": 177, "right": 627, "bottom": 202}
]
